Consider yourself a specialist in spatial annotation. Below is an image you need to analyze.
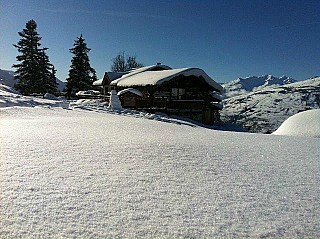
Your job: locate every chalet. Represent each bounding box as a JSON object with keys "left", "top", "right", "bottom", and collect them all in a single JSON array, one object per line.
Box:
[{"left": 93, "top": 64, "right": 223, "bottom": 124}]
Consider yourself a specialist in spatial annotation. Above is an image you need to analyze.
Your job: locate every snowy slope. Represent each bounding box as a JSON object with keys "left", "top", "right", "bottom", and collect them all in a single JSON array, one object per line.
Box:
[
  {"left": 0, "top": 68, "right": 66, "bottom": 91},
  {"left": 1, "top": 106, "right": 319, "bottom": 238},
  {"left": 0, "top": 84, "right": 64, "bottom": 108},
  {"left": 221, "top": 77, "right": 320, "bottom": 133},
  {"left": 223, "top": 75, "right": 296, "bottom": 97}
]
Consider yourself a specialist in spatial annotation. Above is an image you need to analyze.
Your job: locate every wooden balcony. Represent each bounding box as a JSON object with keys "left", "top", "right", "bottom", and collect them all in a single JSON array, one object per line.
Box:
[{"left": 135, "top": 98, "right": 205, "bottom": 111}]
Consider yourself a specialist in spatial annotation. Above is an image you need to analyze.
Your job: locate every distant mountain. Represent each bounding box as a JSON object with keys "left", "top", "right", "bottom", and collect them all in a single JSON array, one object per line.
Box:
[
  {"left": 0, "top": 69, "right": 15, "bottom": 87},
  {"left": 223, "top": 75, "right": 296, "bottom": 97},
  {"left": 57, "top": 79, "right": 66, "bottom": 92},
  {"left": 0, "top": 68, "right": 66, "bottom": 92},
  {"left": 221, "top": 77, "right": 320, "bottom": 133}
]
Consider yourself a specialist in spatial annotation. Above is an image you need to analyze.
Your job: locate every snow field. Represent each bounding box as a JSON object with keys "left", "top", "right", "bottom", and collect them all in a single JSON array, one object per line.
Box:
[{"left": 1, "top": 107, "right": 320, "bottom": 238}]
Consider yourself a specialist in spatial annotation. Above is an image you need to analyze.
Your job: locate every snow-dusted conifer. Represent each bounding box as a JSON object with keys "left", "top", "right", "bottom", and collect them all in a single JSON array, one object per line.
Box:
[
  {"left": 13, "top": 19, "right": 56, "bottom": 95},
  {"left": 47, "top": 65, "right": 58, "bottom": 94},
  {"left": 38, "top": 49, "right": 58, "bottom": 94},
  {"left": 66, "top": 34, "right": 96, "bottom": 97}
]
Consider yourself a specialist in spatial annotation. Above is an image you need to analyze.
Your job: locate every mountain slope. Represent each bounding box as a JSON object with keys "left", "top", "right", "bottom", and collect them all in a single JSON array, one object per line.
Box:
[
  {"left": 0, "top": 68, "right": 65, "bottom": 91},
  {"left": 0, "top": 69, "right": 15, "bottom": 87},
  {"left": 221, "top": 77, "right": 320, "bottom": 133},
  {"left": 223, "top": 75, "right": 296, "bottom": 97}
]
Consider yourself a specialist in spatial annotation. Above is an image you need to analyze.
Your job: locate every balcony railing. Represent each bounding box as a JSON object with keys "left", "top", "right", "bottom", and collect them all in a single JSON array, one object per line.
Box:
[{"left": 135, "top": 98, "right": 205, "bottom": 111}]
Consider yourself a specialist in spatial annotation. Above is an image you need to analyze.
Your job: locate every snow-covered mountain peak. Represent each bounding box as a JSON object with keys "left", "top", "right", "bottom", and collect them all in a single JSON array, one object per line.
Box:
[{"left": 223, "top": 74, "right": 296, "bottom": 97}]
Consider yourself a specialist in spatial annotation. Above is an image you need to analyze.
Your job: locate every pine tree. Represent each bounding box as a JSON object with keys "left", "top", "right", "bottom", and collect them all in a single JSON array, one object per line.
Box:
[
  {"left": 47, "top": 65, "right": 58, "bottom": 94},
  {"left": 13, "top": 19, "right": 41, "bottom": 95},
  {"left": 13, "top": 19, "right": 56, "bottom": 95},
  {"left": 38, "top": 49, "right": 57, "bottom": 94},
  {"left": 66, "top": 34, "right": 96, "bottom": 97}
]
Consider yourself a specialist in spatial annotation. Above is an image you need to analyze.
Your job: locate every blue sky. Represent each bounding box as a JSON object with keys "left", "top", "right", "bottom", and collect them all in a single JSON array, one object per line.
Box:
[{"left": 1, "top": 0, "right": 320, "bottom": 83}]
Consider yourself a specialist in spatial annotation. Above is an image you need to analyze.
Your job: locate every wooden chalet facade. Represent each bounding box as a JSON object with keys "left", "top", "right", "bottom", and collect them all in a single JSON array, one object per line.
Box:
[{"left": 94, "top": 65, "right": 223, "bottom": 124}]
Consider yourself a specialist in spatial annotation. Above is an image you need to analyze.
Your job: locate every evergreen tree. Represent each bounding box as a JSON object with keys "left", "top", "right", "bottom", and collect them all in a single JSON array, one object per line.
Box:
[
  {"left": 66, "top": 34, "right": 96, "bottom": 97},
  {"left": 47, "top": 65, "right": 58, "bottom": 94},
  {"left": 38, "top": 49, "right": 57, "bottom": 94},
  {"left": 13, "top": 19, "right": 56, "bottom": 95},
  {"left": 111, "top": 52, "right": 144, "bottom": 72}
]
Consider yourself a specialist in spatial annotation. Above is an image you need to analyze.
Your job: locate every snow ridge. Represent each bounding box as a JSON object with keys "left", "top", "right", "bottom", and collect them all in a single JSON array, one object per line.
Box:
[{"left": 223, "top": 75, "right": 296, "bottom": 97}]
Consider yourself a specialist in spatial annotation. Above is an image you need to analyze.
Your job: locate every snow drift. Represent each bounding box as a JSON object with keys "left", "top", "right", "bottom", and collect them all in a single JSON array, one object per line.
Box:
[{"left": 273, "top": 109, "right": 320, "bottom": 138}]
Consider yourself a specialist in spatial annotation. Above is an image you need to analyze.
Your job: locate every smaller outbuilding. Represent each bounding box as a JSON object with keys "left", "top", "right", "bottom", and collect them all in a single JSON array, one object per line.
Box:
[{"left": 117, "top": 88, "right": 143, "bottom": 108}]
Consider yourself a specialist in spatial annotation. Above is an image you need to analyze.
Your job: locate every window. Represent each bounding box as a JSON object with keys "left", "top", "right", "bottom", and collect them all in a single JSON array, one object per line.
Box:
[{"left": 172, "top": 88, "right": 185, "bottom": 99}]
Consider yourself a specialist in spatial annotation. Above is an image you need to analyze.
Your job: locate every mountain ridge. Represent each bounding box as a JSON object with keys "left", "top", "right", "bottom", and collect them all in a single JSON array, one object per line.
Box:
[
  {"left": 0, "top": 68, "right": 65, "bottom": 91},
  {"left": 222, "top": 74, "right": 296, "bottom": 97}
]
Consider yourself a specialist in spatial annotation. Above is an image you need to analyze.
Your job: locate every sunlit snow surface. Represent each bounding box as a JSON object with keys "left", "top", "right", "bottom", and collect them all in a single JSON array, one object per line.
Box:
[
  {"left": 273, "top": 109, "right": 320, "bottom": 138},
  {"left": 1, "top": 107, "right": 320, "bottom": 238}
]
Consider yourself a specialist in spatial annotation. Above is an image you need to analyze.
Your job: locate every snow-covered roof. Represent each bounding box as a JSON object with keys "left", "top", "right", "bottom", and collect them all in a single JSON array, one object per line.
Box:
[
  {"left": 93, "top": 65, "right": 171, "bottom": 86},
  {"left": 93, "top": 72, "right": 128, "bottom": 86},
  {"left": 93, "top": 78, "right": 103, "bottom": 86},
  {"left": 117, "top": 88, "right": 143, "bottom": 97},
  {"left": 117, "top": 65, "right": 172, "bottom": 80},
  {"left": 111, "top": 67, "right": 223, "bottom": 92}
]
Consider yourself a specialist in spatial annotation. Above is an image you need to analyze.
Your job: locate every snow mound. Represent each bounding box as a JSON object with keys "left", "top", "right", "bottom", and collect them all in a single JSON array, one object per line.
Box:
[
  {"left": 75, "top": 90, "right": 100, "bottom": 96},
  {"left": 273, "top": 109, "right": 320, "bottom": 138},
  {"left": 0, "top": 85, "right": 63, "bottom": 108},
  {"left": 43, "top": 93, "right": 59, "bottom": 100}
]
